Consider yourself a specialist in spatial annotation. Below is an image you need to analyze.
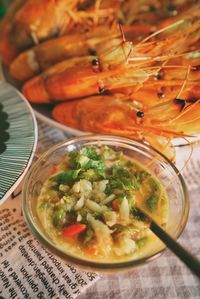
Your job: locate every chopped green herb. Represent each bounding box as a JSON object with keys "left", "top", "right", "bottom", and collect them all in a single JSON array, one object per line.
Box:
[
  {"left": 52, "top": 170, "right": 81, "bottom": 186},
  {"left": 148, "top": 177, "right": 160, "bottom": 192},
  {"left": 146, "top": 195, "right": 159, "bottom": 212},
  {"left": 109, "top": 176, "right": 140, "bottom": 191},
  {"left": 68, "top": 151, "right": 80, "bottom": 169},
  {"left": 38, "top": 202, "right": 49, "bottom": 210},
  {"left": 68, "top": 147, "right": 105, "bottom": 179},
  {"left": 80, "top": 146, "right": 100, "bottom": 160},
  {"left": 138, "top": 171, "right": 151, "bottom": 182},
  {"left": 112, "top": 224, "right": 126, "bottom": 234},
  {"left": 85, "top": 159, "right": 105, "bottom": 171},
  {"left": 104, "top": 183, "right": 112, "bottom": 195},
  {"left": 93, "top": 211, "right": 104, "bottom": 221},
  {"left": 53, "top": 208, "right": 66, "bottom": 228},
  {"left": 78, "top": 155, "right": 90, "bottom": 168},
  {"left": 112, "top": 164, "right": 128, "bottom": 177},
  {"left": 80, "top": 168, "right": 104, "bottom": 181},
  {"left": 101, "top": 145, "right": 116, "bottom": 160},
  {"left": 81, "top": 226, "right": 95, "bottom": 245},
  {"left": 110, "top": 164, "right": 140, "bottom": 191},
  {"left": 78, "top": 208, "right": 88, "bottom": 224}
]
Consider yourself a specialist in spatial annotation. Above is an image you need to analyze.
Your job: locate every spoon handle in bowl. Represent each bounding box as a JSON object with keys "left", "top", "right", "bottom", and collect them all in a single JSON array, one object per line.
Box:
[{"left": 150, "top": 220, "right": 200, "bottom": 278}]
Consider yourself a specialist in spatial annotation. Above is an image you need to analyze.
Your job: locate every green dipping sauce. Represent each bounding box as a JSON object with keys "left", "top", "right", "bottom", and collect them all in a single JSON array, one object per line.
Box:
[{"left": 37, "top": 145, "right": 168, "bottom": 262}]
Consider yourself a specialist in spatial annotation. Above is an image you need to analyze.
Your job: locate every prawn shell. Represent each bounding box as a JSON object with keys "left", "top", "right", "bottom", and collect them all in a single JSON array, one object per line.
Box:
[
  {"left": 52, "top": 95, "right": 136, "bottom": 133},
  {"left": 52, "top": 100, "right": 80, "bottom": 129},
  {"left": 0, "top": 0, "right": 25, "bottom": 65},
  {"left": 0, "top": 35, "right": 19, "bottom": 66},
  {"left": 53, "top": 91, "right": 200, "bottom": 136},
  {"left": 22, "top": 56, "right": 100, "bottom": 103},
  {"left": 9, "top": 34, "right": 89, "bottom": 82},
  {"left": 9, "top": 0, "right": 76, "bottom": 50},
  {"left": 52, "top": 100, "right": 82, "bottom": 131},
  {"left": 9, "top": 24, "right": 155, "bottom": 82},
  {"left": 52, "top": 95, "right": 177, "bottom": 160}
]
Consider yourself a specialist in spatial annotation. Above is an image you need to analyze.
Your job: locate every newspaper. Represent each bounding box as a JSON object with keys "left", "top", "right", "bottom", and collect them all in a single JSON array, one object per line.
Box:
[
  {"left": 0, "top": 205, "right": 98, "bottom": 299},
  {"left": 175, "top": 143, "right": 200, "bottom": 191},
  {"left": 1, "top": 120, "right": 200, "bottom": 299},
  {"left": 0, "top": 120, "right": 99, "bottom": 299}
]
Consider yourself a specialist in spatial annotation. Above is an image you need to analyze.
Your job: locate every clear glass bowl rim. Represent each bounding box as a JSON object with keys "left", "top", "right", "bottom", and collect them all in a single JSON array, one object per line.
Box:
[{"left": 22, "top": 134, "right": 190, "bottom": 271}]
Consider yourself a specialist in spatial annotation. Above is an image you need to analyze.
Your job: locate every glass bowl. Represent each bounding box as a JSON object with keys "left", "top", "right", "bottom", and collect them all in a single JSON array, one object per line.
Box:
[{"left": 22, "top": 135, "right": 189, "bottom": 271}]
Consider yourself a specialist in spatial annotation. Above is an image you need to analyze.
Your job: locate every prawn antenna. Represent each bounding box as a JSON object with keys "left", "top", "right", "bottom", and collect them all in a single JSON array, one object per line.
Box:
[
  {"left": 140, "top": 19, "right": 185, "bottom": 45},
  {"left": 118, "top": 23, "right": 133, "bottom": 63},
  {"left": 94, "top": 0, "right": 102, "bottom": 25},
  {"left": 119, "top": 23, "right": 126, "bottom": 42},
  {"left": 175, "top": 65, "right": 191, "bottom": 101}
]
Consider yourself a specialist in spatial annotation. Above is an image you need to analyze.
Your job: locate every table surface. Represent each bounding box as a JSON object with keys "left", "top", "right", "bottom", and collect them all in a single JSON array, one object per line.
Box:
[{"left": 1, "top": 118, "right": 200, "bottom": 299}]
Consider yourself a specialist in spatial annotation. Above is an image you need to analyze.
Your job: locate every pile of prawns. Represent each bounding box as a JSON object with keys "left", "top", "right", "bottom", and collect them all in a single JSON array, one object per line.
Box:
[{"left": 0, "top": 0, "right": 200, "bottom": 159}]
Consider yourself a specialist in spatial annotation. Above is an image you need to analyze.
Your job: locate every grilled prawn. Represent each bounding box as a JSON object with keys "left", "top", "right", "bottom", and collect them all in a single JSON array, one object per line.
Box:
[{"left": 22, "top": 17, "right": 200, "bottom": 103}]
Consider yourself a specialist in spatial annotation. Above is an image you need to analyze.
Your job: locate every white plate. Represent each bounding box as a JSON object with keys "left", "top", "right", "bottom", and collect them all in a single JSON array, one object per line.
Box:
[
  {"left": 32, "top": 103, "right": 84, "bottom": 137},
  {"left": 0, "top": 82, "right": 38, "bottom": 204}
]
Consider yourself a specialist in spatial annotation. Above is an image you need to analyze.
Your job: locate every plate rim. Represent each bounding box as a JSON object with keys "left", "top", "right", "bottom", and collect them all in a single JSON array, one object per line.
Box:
[
  {"left": 0, "top": 82, "right": 38, "bottom": 205},
  {"left": 34, "top": 108, "right": 85, "bottom": 137}
]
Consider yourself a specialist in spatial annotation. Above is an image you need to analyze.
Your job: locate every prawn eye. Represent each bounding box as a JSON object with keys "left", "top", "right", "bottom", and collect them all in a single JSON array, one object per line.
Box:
[
  {"left": 175, "top": 98, "right": 185, "bottom": 105},
  {"left": 92, "top": 58, "right": 99, "bottom": 66},
  {"left": 99, "top": 86, "right": 105, "bottom": 94},
  {"left": 137, "top": 111, "right": 144, "bottom": 118},
  {"left": 166, "top": 3, "right": 176, "bottom": 11},
  {"left": 192, "top": 65, "right": 200, "bottom": 71},
  {"left": 175, "top": 98, "right": 186, "bottom": 110},
  {"left": 157, "top": 91, "right": 164, "bottom": 98},
  {"left": 155, "top": 71, "right": 164, "bottom": 80},
  {"left": 165, "top": 3, "right": 177, "bottom": 15},
  {"left": 89, "top": 49, "right": 97, "bottom": 56}
]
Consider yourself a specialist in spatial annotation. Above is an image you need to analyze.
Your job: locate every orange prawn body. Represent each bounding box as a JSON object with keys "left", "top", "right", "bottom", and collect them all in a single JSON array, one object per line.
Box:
[
  {"left": 22, "top": 56, "right": 102, "bottom": 103},
  {"left": 52, "top": 93, "right": 200, "bottom": 137},
  {"left": 0, "top": 0, "right": 25, "bottom": 65},
  {"left": 20, "top": 39, "right": 130, "bottom": 102},
  {"left": 22, "top": 51, "right": 161, "bottom": 103},
  {"left": 22, "top": 51, "right": 149, "bottom": 103},
  {"left": 2, "top": 0, "right": 200, "bottom": 160},
  {"left": 0, "top": 0, "right": 74, "bottom": 64},
  {"left": 22, "top": 15, "right": 200, "bottom": 103},
  {"left": 0, "top": 0, "right": 122, "bottom": 63},
  {"left": 52, "top": 89, "right": 200, "bottom": 159},
  {"left": 9, "top": 27, "right": 122, "bottom": 83},
  {"left": 9, "top": 33, "right": 95, "bottom": 82},
  {"left": 9, "top": 24, "right": 155, "bottom": 83},
  {"left": 9, "top": 0, "right": 77, "bottom": 50}
]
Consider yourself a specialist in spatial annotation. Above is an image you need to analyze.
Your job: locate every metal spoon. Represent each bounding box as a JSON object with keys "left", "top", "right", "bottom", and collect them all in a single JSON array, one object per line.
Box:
[{"left": 139, "top": 208, "right": 200, "bottom": 278}]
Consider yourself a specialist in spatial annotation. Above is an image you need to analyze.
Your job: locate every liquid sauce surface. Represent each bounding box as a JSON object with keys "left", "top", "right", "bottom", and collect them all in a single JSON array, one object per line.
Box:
[{"left": 36, "top": 146, "right": 168, "bottom": 262}]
